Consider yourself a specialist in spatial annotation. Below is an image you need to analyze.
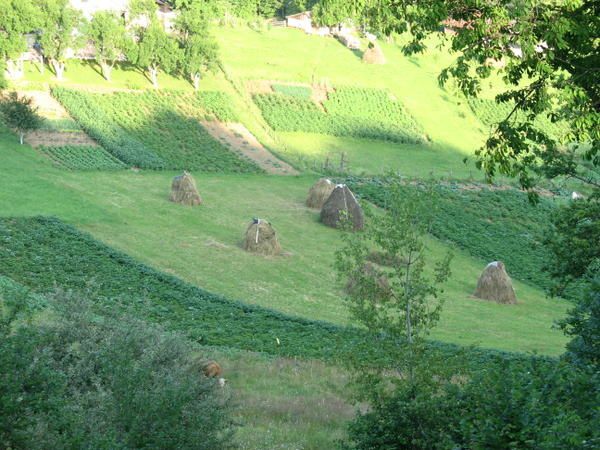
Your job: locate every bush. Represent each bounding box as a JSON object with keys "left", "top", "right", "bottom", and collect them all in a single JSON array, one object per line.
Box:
[
  {"left": 343, "top": 358, "right": 599, "bottom": 449},
  {"left": 0, "top": 291, "right": 234, "bottom": 449}
]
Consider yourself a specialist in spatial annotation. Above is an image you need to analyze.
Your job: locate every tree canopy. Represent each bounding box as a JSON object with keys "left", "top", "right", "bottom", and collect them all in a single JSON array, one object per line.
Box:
[
  {"left": 85, "top": 11, "right": 128, "bottom": 82},
  {"left": 315, "top": 0, "right": 599, "bottom": 193}
]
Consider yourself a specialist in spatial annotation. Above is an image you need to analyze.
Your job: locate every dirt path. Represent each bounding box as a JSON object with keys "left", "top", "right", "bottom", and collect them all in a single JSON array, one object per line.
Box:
[
  {"left": 25, "top": 130, "right": 99, "bottom": 148},
  {"left": 201, "top": 121, "right": 299, "bottom": 175}
]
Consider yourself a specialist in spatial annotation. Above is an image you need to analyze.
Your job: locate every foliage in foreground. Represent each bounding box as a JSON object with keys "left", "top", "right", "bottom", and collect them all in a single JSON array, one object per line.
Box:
[
  {"left": 52, "top": 87, "right": 260, "bottom": 172},
  {"left": 349, "top": 177, "right": 559, "bottom": 292},
  {"left": 342, "top": 356, "right": 599, "bottom": 450},
  {"left": 39, "top": 145, "right": 127, "bottom": 170},
  {"left": 254, "top": 87, "right": 427, "bottom": 144},
  {"left": 0, "top": 290, "right": 234, "bottom": 450}
]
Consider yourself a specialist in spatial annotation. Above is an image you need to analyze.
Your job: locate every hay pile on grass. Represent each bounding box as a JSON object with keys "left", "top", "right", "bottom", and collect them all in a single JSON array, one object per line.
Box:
[
  {"left": 320, "top": 184, "right": 364, "bottom": 231},
  {"left": 473, "top": 261, "right": 517, "bottom": 304},
  {"left": 170, "top": 171, "right": 202, "bottom": 206},
  {"left": 363, "top": 43, "right": 386, "bottom": 64},
  {"left": 243, "top": 218, "right": 281, "bottom": 256},
  {"left": 306, "top": 178, "right": 335, "bottom": 209},
  {"left": 346, "top": 262, "right": 391, "bottom": 302}
]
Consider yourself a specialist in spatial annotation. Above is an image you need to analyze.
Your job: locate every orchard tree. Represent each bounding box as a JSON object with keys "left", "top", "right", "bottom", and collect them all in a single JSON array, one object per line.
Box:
[
  {"left": 0, "top": 92, "right": 43, "bottom": 145},
  {"left": 37, "top": 0, "right": 83, "bottom": 81},
  {"left": 85, "top": 12, "right": 128, "bottom": 82},
  {"left": 0, "top": 0, "right": 41, "bottom": 81},
  {"left": 129, "top": 20, "right": 181, "bottom": 88},
  {"left": 335, "top": 178, "right": 452, "bottom": 390},
  {"left": 175, "top": 1, "right": 220, "bottom": 90}
]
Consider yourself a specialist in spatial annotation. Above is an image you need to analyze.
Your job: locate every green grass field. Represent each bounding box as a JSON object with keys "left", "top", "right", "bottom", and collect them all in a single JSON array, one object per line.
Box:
[{"left": 0, "top": 128, "right": 569, "bottom": 355}]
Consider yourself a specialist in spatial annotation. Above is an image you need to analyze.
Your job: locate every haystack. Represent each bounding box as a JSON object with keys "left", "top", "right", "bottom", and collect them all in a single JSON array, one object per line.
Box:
[
  {"left": 363, "top": 43, "right": 386, "bottom": 64},
  {"left": 346, "top": 262, "right": 391, "bottom": 302},
  {"left": 306, "top": 178, "right": 335, "bottom": 209},
  {"left": 170, "top": 171, "right": 202, "bottom": 206},
  {"left": 243, "top": 218, "right": 281, "bottom": 256},
  {"left": 320, "top": 184, "right": 364, "bottom": 231},
  {"left": 473, "top": 261, "right": 517, "bottom": 304}
]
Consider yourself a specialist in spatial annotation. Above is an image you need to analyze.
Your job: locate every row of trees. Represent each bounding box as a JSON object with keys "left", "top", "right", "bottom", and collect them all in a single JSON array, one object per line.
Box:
[{"left": 0, "top": 0, "right": 221, "bottom": 89}]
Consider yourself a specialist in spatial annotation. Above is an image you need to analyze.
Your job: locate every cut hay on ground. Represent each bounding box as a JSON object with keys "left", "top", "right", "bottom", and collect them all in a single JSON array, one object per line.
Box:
[
  {"left": 243, "top": 218, "right": 281, "bottom": 256},
  {"left": 473, "top": 261, "right": 517, "bottom": 304},
  {"left": 170, "top": 171, "right": 202, "bottom": 206},
  {"left": 306, "top": 178, "right": 335, "bottom": 209},
  {"left": 363, "top": 43, "right": 386, "bottom": 64},
  {"left": 320, "top": 184, "right": 364, "bottom": 231}
]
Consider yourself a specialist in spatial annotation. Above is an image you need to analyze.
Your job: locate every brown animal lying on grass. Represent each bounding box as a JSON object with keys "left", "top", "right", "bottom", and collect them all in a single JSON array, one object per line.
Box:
[{"left": 198, "top": 359, "right": 226, "bottom": 387}]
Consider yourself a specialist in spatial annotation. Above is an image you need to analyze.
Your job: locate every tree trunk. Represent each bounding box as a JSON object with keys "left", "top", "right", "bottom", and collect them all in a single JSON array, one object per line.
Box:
[
  {"left": 100, "top": 61, "right": 112, "bottom": 82},
  {"left": 149, "top": 65, "right": 159, "bottom": 89},
  {"left": 51, "top": 59, "right": 65, "bottom": 81},
  {"left": 192, "top": 73, "right": 201, "bottom": 91},
  {"left": 20, "top": 132, "right": 24, "bottom": 145},
  {"left": 39, "top": 55, "right": 45, "bottom": 74}
]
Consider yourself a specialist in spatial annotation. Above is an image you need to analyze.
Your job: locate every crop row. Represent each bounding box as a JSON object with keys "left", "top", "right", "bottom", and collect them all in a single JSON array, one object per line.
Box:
[
  {"left": 253, "top": 87, "right": 427, "bottom": 144},
  {"left": 52, "top": 88, "right": 261, "bottom": 173},
  {"left": 51, "top": 87, "right": 165, "bottom": 168},
  {"left": 39, "top": 145, "right": 126, "bottom": 170},
  {"left": 348, "top": 177, "right": 559, "bottom": 292},
  {"left": 0, "top": 216, "right": 546, "bottom": 368},
  {"left": 467, "top": 97, "right": 570, "bottom": 141},
  {"left": 272, "top": 84, "right": 313, "bottom": 99}
]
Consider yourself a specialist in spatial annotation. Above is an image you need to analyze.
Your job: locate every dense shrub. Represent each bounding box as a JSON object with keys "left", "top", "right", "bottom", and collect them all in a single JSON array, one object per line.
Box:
[
  {"left": 343, "top": 358, "right": 599, "bottom": 449},
  {"left": 349, "top": 177, "right": 559, "bottom": 291},
  {"left": 0, "top": 291, "right": 234, "bottom": 449},
  {"left": 39, "top": 145, "right": 126, "bottom": 170},
  {"left": 52, "top": 88, "right": 261, "bottom": 172},
  {"left": 253, "top": 87, "right": 426, "bottom": 144}
]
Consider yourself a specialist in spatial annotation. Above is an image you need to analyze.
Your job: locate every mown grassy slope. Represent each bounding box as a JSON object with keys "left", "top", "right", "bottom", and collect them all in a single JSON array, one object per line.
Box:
[{"left": 0, "top": 128, "right": 569, "bottom": 355}]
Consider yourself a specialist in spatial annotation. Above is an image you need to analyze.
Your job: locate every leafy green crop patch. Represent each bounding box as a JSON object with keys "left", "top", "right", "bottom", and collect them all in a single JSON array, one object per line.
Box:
[
  {"left": 52, "top": 88, "right": 261, "bottom": 173},
  {"left": 350, "top": 178, "right": 560, "bottom": 292},
  {"left": 467, "top": 97, "right": 570, "bottom": 141},
  {"left": 39, "top": 145, "right": 126, "bottom": 170},
  {"left": 272, "top": 84, "right": 312, "bottom": 99},
  {"left": 254, "top": 86, "right": 427, "bottom": 144}
]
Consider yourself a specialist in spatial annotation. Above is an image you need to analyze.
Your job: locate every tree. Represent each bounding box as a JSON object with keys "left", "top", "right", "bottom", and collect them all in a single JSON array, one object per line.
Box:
[
  {"left": 335, "top": 178, "right": 453, "bottom": 389},
  {"left": 314, "top": 0, "right": 599, "bottom": 195},
  {"left": 0, "top": 92, "right": 43, "bottom": 144},
  {"left": 175, "top": 0, "right": 220, "bottom": 90},
  {"left": 129, "top": 20, "right": 181, "bottom": 88},
  {"left": 0, "top": 0, "right": 41, "bottom": 80},
  {"left": 85, "top": 11, "right": 128, "bottom": 82},
  {"left": 37, "top": 0, "right": 83, "bottom": 81}
]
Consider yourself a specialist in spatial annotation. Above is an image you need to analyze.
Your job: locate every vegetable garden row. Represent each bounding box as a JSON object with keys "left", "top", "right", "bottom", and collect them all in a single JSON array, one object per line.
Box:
[
  {"left": 254, "top": 86, "right": 427, "bottom": 144},
  {"left": 349, "top": 177, "right": 563, "bottom": 293},
  {"left": 39, "top": 145, "right": 126, "bottom": 170},
  {"left": 51, "top": 88, "right": 262, "bottom": 173}
]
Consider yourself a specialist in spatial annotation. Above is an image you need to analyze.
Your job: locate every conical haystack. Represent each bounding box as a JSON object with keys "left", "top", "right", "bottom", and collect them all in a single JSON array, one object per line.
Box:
[
  {"left": 306, "top": 178, "right": 335, "bottom": 209},
  {"left": 243, "top": 218, "right": 281, "bottom": 256},
  {"left": 362, "top": 43, "right": 386, "bottom": 64},
  {"left": 473, "top": 261, "right": 517, "bottom": 304},
  {"left": 170, "top": 171, "right": 202, "bottom": 206},
  {"left": 320, "top": 184, "right": 364, "bottom": 231}
]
